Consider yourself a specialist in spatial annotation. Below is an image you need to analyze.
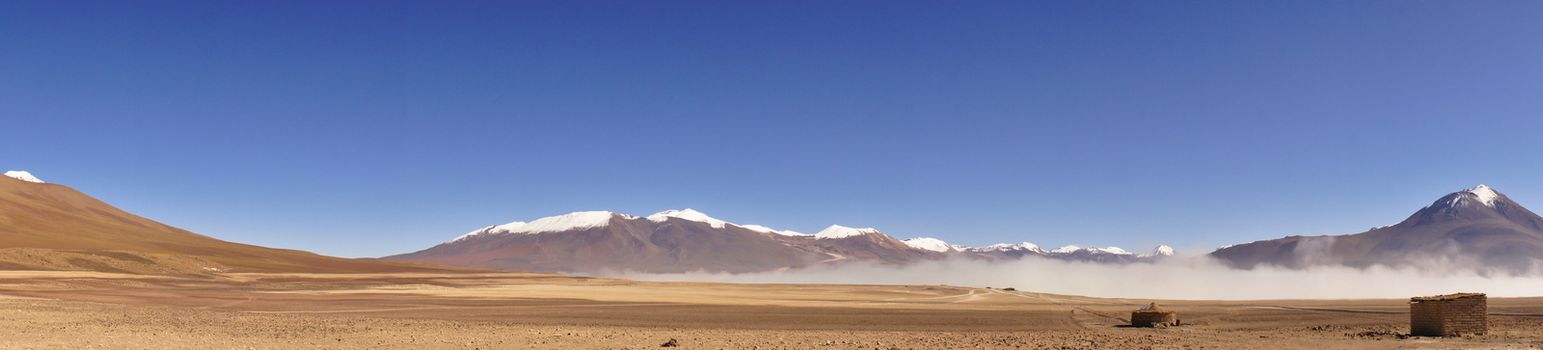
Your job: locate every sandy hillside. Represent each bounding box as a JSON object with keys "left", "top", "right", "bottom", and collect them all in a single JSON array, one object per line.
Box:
[{"left": 0, "top": 177, "right": 460, "bottom": 274}]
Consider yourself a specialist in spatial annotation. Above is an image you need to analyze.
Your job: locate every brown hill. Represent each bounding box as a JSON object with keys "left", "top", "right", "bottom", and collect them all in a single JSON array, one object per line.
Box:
[
  {"left": 389, "top": 212, "right": 846, "bottom": 273},
  {"left": 1211, "top": 185, "right": 1543, "bottom": 272},
  {"left": 808, "top": 229, "right": 938, "bottom": 265},
  {"left": 386, "top": 211, "right": 944, "bottom": 273},
  {"left": 0, "top": 174, "right": 459, "bottom": 275},
  {"left": 388, "top": 208, "right": 1192, "bottom": 273}
]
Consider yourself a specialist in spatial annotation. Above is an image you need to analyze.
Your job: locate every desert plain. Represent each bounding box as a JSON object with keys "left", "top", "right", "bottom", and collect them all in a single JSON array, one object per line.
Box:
[{"left": 1, "top": 271, "right": 1541, "bottom": 349}]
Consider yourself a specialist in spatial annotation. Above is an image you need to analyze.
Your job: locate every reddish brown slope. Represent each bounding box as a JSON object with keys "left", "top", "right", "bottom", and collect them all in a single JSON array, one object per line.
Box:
[{"left": 0, "top": 176, "right": 460, "bottom": 274}]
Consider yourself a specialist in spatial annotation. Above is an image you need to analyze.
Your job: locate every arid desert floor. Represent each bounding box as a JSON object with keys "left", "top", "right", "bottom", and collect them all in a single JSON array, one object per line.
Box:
[{"left": 1, "top": 271, "right": 1541, "bottom": 349}]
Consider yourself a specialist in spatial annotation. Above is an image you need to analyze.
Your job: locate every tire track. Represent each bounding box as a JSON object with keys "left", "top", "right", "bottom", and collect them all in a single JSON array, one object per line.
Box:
[{"left": 984, "top": 288, "right": 1128, "bottom": 327}]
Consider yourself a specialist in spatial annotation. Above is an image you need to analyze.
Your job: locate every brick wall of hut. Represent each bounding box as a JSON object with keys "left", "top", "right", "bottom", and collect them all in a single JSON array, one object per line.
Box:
[
  {"left": 1130, "top": 311, "right": 1177, "bottom": 327},
  {"left": 1410, "top": 294, "right": 1486, "bottom": 337}
]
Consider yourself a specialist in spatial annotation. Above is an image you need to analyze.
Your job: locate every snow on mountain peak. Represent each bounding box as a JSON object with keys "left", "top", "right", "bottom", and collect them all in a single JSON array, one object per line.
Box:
[
  {"left": 740, "top": 224, "right": 807, "bottom": 236},
  {"left": 1050, "top": 245, "right": 1082, "bottom": 253},
  {"left": 973, "top": 242, "right": 1043, "bottom": 252},
  {"left": 1145, "top": 245, "right": 1175, "bottom": 257},
  {"left": 449, "top": 221, "right": 527, "bottom": 243},
  {"left": 814, "top": 225, "right": 881, "bottom": 239},
  {"left": 647, "top": 209, "right": 809, "bottom": 235},
  {"left": 448, "top": 211, "right": 620, "bottom": 243},
  {"left": 4, "top": 170, "right": 44, "bottom": 183},
  {"left": 520, "top": 211, "right": 620, "bottom": 233},
  {"left": 1044, "top": 245, "right": 1134, "bottom": 255},
  {"left": 436, "top": 208, "right": 1177, "bottom": 260},
  {"left": 1090, "top": 246, "right": 1132, "bottom": 255},
  {"left": 1467, "top": 184, "right": 1499, "bottom": 207},
  {"left": 647, "top": 208, "right": 729, "bottom": 228},
  {"left": 901, "top": 237, "right": 954, "bottom": 252},
  {"left": 1444, "top": 184, "right": 1502, "bottom": 208}
]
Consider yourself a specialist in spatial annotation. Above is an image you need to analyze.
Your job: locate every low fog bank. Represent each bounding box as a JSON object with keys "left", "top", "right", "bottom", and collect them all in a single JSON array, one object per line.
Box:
[{"left": 616, "top": 256, "right": 1543, "bottom": 300}]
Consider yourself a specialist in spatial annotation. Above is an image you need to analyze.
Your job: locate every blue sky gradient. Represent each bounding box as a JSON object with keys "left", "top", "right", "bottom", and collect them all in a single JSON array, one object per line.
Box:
[{"left": 3, "top": 1, "right": 1541, "bottom": 257}]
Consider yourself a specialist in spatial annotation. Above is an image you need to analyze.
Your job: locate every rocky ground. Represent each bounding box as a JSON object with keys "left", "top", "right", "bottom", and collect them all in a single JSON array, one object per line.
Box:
[{"left": 0, "top": 272, "right": 1540, "bottom": 349}]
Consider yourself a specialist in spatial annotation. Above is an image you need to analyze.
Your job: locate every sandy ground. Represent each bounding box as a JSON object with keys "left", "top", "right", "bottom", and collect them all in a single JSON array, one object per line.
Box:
[{"left": 0, "top": 271, "right": 1540, "bottom": 349}]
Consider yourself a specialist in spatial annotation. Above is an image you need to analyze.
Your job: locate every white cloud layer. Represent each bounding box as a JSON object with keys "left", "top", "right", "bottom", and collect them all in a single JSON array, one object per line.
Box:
[{"left": 617, "top": 256, "right": 1543, "bottom": 300}]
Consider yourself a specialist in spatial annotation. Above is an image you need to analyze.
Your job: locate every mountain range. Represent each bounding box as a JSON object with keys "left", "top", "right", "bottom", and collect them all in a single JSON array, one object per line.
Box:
[
  {"left": 396, "top": 184, "right": 1543, "bottom": 274},
  {"left": 6, "top": 169, "right": 1541, "bottom": 276},
  {"left": 386, "top": 208, "right": 1173, "bottom": 273},
  {"left": 1212, "top": 184, "right": 1543, "bottom": 273}
]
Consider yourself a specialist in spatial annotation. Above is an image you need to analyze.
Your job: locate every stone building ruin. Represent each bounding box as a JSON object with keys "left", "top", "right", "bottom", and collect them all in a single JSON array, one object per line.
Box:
[{"left": 1410, "top": 293, "right": 1486, "bottom": 337}]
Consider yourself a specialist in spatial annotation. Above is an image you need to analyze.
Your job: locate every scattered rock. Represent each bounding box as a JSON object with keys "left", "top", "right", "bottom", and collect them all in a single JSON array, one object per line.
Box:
[
  {"left": 1349, "top": 330, "right": 1409, "bottom": 339},
  {"left": 661, "top": 338, "right": 679, "bottom": 347}
]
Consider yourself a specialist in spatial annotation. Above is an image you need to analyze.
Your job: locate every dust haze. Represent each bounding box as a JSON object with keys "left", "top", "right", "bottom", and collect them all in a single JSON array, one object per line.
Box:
[{"left": 621, "top": 255, "right": 1543, "bottom": 300}]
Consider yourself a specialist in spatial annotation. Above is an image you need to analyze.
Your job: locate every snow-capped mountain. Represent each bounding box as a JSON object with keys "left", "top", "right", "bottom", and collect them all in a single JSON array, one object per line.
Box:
[
  {"left": 391, "top": 208, "right": 1176, "bottom": 273},
  {"left": 646, "top": 208, "right": 809, "bottom": 236},
  {"left": 647, "top": 208, "right": 727, "bottom": 228},
  {"left": 1212, "top": 184, "right": 1543, "bottom": 272},
  {"left": 902, "top": 237, "right": 956, "bottom": 252},
  {"left": 739, "top": 224, "right": 807, "bottom": 236},
  {"left": 450, "top": 211, "right": 627, "bottom": 243},
  {"left": 4, "top": 170, "right": 44, "bottom": 183},
  {"left": 516, "top": 210, "right": 629, "bottom": 233},
  {"left": 909, "top": 238, "right": 1171, "bottom": 263},
  {"left": 450, "top": 209, "right": 812, "bottom": 244},
  {"left": 643, "top": 208, "right": 815, "bottom": 237},
  {"left": 1050, "top": 245, "right": 1082, "bottom": 254},
  {"left": 962, "top": 241, "right": 1168, "bottom": 264},
  {"left": 805, "top": 225, "right": 937, "bottom": 264},
  {"left": 1090, "top": 246, "right": 1132, "bottom": 255},
  {"left": 815, "top": 225, "right": 882, "bottom": 239},
  {"left": 390, "top": 209, "right": 941, "bottom": 273},
  {"left": 971, "top": 242, "right": 1044, "bottom": 253},
  {"left": 1450, "top": 184, "right": 1500, "bottom": 207},
  {"left": 1143, "top": 245, "right": 1175, "bottom": 258}
]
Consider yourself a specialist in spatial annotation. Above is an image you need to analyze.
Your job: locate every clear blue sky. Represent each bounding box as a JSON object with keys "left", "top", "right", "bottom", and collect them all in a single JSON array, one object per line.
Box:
[{"left": 3, "top": 1, "right": 1541, "bottom": 258}]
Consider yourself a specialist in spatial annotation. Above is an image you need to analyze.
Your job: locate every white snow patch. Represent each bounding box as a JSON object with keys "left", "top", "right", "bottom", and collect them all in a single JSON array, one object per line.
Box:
[
  {"left": 1446, "top": 184, "right": 1502, "bottom": 208},
  {"left": 1141, "top": 245, "right": 1175, "bottom": 257},
  {"left": 1468, "top": 184, "right": 1499, "bottom": 207},
  {"left": 516, "top": 211, "right": 619, "bottom": 234},
  {"left": 648, "top": 209, "right": 807, "bottom": 235},
  {"left": 1050, "top": 245, "right": 1082, "bottom": 254},
  {"left": 1047, "top": 245, "right": 1133, "bottom": 255},
  {"left": 1090, "top": 246, "right": 1133, "bottom": 255},
  {"left": 740, "top": 224, "right": 807, "bottom": 236},
  {"left": 4, "top": 171, "right": 43, "bottom": 183},
  {"left": 448, "top": 221, "right": 527, "bottom": 243},
  {"left": 814, "top": 225, "right": 881, "bottom": 239},
  {"left": 647, "top": 208, "right": 728, "bottom": 228},
  {"left": 971, "top": 242, "right": 1044, "bottom": 253},
  {"left": 902, "top": 237, "right": 955, "bottom": 252},
  {"left": 447, "top": 211, "right": 620, "bottom": 243}
]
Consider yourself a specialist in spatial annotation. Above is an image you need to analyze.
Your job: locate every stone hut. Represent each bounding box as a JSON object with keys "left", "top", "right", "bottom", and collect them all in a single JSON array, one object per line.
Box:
[
  {"left": 1130, "top": 303, "right": 1178, "bottom": 327},
  {"left": 1410, "top": 293, "right": 1486, "bottom": 337}
]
